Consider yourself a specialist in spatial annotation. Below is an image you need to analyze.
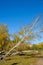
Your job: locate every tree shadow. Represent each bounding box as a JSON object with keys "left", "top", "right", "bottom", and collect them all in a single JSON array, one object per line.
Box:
[
  {"left": 11, "top": 62, "right": 18, "bottom": 65},
  {"left": 32, "top": 56, "right": 43, "bottom": 58}
]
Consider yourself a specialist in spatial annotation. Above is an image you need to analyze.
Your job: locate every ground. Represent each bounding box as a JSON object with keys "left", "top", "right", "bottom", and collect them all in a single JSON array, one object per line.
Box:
[
  {"left": 0, "top": 55, "right": 37, "bottom": 65},
  {"left": 35, "top": 58, "right": 43, "bottom": 65},
  {"left": 0, "top": 53, "right": 43, "bottom": 65}
]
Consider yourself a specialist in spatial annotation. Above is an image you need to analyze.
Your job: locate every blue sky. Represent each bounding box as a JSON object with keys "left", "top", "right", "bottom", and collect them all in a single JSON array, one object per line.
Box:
[
  {"left": 0, "top": 0, "right": 43, "bottom": 34},
  {"left": 0, "top": 0, "right": 43, "bottom": 43}
]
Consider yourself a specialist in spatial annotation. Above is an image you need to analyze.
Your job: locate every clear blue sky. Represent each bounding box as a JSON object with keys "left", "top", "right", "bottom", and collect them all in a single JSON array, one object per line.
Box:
[
  {"left": 0, "top": 0, "right": 43, "bottom": 43},
  {"left": 0, "top": 0, "right": 43, "bottom": 34}
]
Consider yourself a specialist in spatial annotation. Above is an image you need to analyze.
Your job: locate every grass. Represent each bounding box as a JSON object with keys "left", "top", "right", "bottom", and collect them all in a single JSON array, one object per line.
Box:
[
  {"left": 0, "top": 50, "right": 43, "bottom": 65},
  {"left": 0, "top": 55, "right": 37, "bottom": 65}
]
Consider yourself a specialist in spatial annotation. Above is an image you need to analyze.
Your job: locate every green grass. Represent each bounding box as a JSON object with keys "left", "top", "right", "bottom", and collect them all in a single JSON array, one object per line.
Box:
[{"left": 0, "top": 55, "right": 37, "bottom": 65}]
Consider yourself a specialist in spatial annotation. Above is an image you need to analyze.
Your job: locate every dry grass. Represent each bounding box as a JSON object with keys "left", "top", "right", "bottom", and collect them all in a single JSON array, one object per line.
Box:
[{"left": 0, "top": 55, "right": 37, "bottom": 65}]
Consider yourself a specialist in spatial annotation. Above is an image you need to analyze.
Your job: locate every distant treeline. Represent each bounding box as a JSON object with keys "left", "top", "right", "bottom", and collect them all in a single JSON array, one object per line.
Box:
[{"left": 0, "top": 23, "right": 43, "bottom": 51}]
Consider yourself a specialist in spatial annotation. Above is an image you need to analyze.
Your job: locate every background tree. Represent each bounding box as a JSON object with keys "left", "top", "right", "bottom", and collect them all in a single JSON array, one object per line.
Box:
[
  {"left": 13, "top": 34, "right": 21, "bottom": 45},
  {"left": 0, "top": 23, "right": 9, "bottom": 50}
]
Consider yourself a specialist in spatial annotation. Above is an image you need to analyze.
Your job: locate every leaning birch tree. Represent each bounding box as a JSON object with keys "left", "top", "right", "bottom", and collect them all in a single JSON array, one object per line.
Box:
[{"left": 1, "top": 15, "right": 43, "bottom": 60}]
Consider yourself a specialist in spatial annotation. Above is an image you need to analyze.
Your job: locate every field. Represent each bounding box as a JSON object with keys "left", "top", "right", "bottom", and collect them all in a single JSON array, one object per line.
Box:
[
  {"left": 0, "top": 50, "right": 43, "bottom": 65},
  {"left": 0, "top": 55, "right": 37, "bottom": 65}
]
